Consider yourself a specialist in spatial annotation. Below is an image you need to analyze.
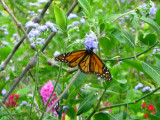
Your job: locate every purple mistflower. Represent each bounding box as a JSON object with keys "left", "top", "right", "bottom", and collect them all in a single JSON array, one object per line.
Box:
[
  {"left": 2, "top": 41, "right": 9, "bottom": 46},
  {"left": 5, "top": 76, "right": 10, "bottom": 81},
  {"left": 38, "top": 0, "right": 47, "bottom": 3},
  {"left": 1, "top": 89, "right": 7, "bottom": 96},
  {"left": 85, "top": 32, "right": 98, "bottom": 50},
  {"left": 29, "top": 29, "right": 40, "bottom": 38},
  {"left": 20, "top": 101, "right": 28, "bottom": 106},
  {"left": 13, "top": 33, "right": 18, "bottom": 38},
  {"left": 150, "top": 2, "right": 157, "bottom": 15},
  {"left": 139, "top": 72, "right": 144, "bottom": 75},
  {"left": 45, "top": 21, "right": 57, "bottom": 32},
  {"left": 142, "top": 86, "right": 151, "bottom": 92},
  {"left": 28, "top": 11, "right": 35, "bottom": 14},
  {"left": 72, "top": 21, "right": 80, "bottom": 26},
  {"left": 134, "top": 83, "right": 143, "bottom": 90},
  {"left": 121, "top": 0, "right": 125, "bottom": 3},
  {"left": 68, "top": 13, "right": 78, "bottom": 19},
  {"left": 54, "top": 51, "right": 60, "bottom": 57},
  {"left": 38, "top": 25, "right": 48, "bottom": 31},
  {"left": 80, "top": 18, "right": 85, "bottom": 23},
  {"left": 157, "top": 49, "right": 160, "bottom": 52},
  {"left": 29, "top": 2, "right": 40, "bottom": 7},
  {"left": 36, "top": 38, "right": 45, "bottom": 44},
  {"left": 25, "top": 21, "right": 39, "bottom": 28},
  {"left": 28, "top": 93, "right": 33, "bottom": 97},
  {"left": 152, "top": 49, "right": 157, "bottom": 54},
  {"left": 40, "top": 80, "right": 57, "bottom": 114}
]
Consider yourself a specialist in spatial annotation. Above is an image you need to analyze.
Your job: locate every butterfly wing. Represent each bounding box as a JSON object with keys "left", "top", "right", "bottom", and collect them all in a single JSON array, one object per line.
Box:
[
  {"left": 78, "top": 54, "right": 91, "bottom": 73},
  {"left": 90, "top": 52, "right": 112, "bottom": 81},
  {"left": 55, "top": 50, "right": 86, "bottom": 68}
]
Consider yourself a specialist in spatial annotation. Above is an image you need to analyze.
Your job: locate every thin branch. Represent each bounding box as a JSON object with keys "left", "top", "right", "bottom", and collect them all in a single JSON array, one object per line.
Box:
[
  {"left": 48, "top": 60, "right": 78, "bottom": 73},
  {"left": 66, "top": 0, "right": 78, "bottom": 16},
  {"left": 0, "top": 0, "right": 30, "bottom": 42},
  {"left": 43, "top": 70, "right": 81, "bottom": 118},
  {"left": 0, "top": 0, "right": 54, "bottom": 72},
  {"left": 103, "top": 42, "right": 159, "bottom": 61},
  {"left": 0, "top": 29, "right": 31, "bottom": 71},
  {"left": 99, "top": 86, "right": 160, "bottom": 111},
  {"left": 41, "top": 0, "right": 78, "bottom": 52},
  {"left": 1, "top": 53, "right": 38, "bottom": 104},
  {"left": 0, "top": 0, "right": 78, "bottom": 107},
  {"left": 0, "top": 102, "right": 15, "bottom": 120}
]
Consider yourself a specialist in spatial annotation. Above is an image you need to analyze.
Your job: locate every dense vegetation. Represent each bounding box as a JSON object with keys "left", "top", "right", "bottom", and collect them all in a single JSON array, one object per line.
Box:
[{"left": 0, "top": 0, "right": 160, "bottom": 119}]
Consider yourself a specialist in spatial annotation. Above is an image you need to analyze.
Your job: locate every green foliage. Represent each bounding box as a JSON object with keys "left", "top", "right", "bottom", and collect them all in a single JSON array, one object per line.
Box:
[
  {"left": 142, "top": 62, "right": 160, "bottom": 85},
  {"left": 139, "top": 33, "right": 156, "bottom": 46},
  {"left": 78, "top": 0, "right": 92, "bottom": 18},
  {"left": 0, "top": 0, "right": 160, "bottom": 120},
  {"left": 93, "top": 112, "right": 110, "bottom": 120},
  {"left": 140, "top": 16, "right": 160, "bottom": 35},
  {"left": 76, "top": 94, "right": 98, "bottom": 115},
  {"left": 54, "top": 5, "right": 67, "bottom": 32}
]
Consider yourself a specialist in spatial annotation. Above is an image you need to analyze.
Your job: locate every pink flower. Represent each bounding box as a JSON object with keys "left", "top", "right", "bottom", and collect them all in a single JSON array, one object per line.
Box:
[
  {"left": 40, "top": 80, "right": 57, "bottom": 114},
  {"left": 5, "top": 94, "right": 20, "bottom": 108}
]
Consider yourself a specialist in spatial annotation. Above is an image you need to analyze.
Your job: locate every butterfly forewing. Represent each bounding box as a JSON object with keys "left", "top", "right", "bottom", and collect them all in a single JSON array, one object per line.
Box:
[
  {"left": 90, "top": 53, "right": 112, "bottom": 81},
  {"left": 78, "top": 55, "right": 91, "bottom": 73},
  {"left": 55, "top": 50, "right": 86, "bottom": 68},
  {"left": 55, "top": 50, "right": 112, "bottom": 81}
]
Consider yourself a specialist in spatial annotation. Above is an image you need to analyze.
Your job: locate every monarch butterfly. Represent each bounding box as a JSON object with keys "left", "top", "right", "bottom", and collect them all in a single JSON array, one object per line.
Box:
[{"left": 55, "top": 48, "right": 112, "bottom": 81}]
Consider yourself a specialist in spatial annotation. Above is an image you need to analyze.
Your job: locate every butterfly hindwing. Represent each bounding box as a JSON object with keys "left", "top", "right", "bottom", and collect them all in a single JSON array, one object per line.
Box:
[
  {"left": 55, "top": 50, "right": 112, "bottom": 81},
  {"left": 78, "top": 55, "right": 91, "bottom": 74},
  {"left": 90, "top": 53, "right": 112, "bottom": 81},
  {"left": 55, "top": 50, "right": 86, "bottom": 68}
]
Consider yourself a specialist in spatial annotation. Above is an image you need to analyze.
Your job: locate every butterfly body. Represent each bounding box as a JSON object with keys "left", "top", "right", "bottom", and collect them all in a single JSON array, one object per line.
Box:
[{"left": 55, "top": 49, "right": 112, "bottom": 81}]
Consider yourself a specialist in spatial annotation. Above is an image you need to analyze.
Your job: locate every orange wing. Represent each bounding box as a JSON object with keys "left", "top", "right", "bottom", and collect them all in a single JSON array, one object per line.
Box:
[
  {"left": 90, "top": 53, "right": 112, "bottom": 81},
  {"left": 78, "top": 55, "right": 91, "bottom": 73},
  {"left": 55, "top": 50, "right": 86, "bottom": 68}
]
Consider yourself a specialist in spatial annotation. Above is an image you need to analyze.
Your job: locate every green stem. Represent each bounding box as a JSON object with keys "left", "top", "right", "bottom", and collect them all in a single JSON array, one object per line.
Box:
[
  {"left": 99, "top": 86, "right": 160, "bottom": 111},
  {"left": 86, "top": 88, "right": 107, "bottom": 120},
  {"left": 39, "top": 63, "right": 62, "bottom": 120},
  {"left": 0, "top": 102, "right": 15, "bottom": 120},
  {"left": 103, "top": 41, "right": 159, "bottom": 61}
]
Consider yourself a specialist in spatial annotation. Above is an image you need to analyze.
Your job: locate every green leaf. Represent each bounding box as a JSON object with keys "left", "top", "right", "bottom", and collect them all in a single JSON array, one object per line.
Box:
[
  {"left": 117, "top": 79, "right": 127, "bottom": 84},
  {"left": 126, "top": 89, "right": 142, "bottom": 101},
  {"left": 52, "top": 81, "right": 61, "bottom": 96},
  {"left": 93, "top": 112, "right": 110, "bottom": 120},
  {"left": 121, "top": 30, "right": 135, "bottom": 48},
  {"left": 138, "top": 34, "right": 156, "bottom": 46},
  {"left": 99, "top": 37, "right": 115, "bottom": 55},
  {"left": 142, "top": 62, "right": 160, "bottom": 85},
  {"left": 73, "top": 72, "right": 86, "bottom": 88},
  {"left": 65, "top": 105, "right": 76, "bottom": 119},
  {"left": 154, "top": 54, "right": 160, "bottom": 67},
  {"left": 78, "top": 0, "right": 92, "bottom": 17},
  {"left": 140, "top": 16, "right": 160, "bottom": 35},
  {"left": 54, "top": 5, "right": 67, "bottom": 32},
  {"left": 112, "top": 29, "right": 135, "bottom": 48},
  {"left": 16, "top": 87, "right": 30, "bottom": 96},
  {"left": 148, "top": 113, "right": 160, "bottom": 119},
  {"left": 76, "top": 94, "right": 98, "bottom": 115},
  {"left": 123, "top": 60, "right": 144, "bottom": 72},
  {"left": 112, "top": 29, "right": 126, "bottom": 43},
  {"left": 105, "top": 14, "right": 121, "bottom": 24},
  {"left": 156, "top": 8, "right": 160, "bottom": 26}
]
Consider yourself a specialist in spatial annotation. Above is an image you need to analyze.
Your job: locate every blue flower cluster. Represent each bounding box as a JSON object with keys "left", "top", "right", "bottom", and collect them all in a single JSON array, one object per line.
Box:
[{"left": 85, "top": 32, "right": 98, "bottom": 50}]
